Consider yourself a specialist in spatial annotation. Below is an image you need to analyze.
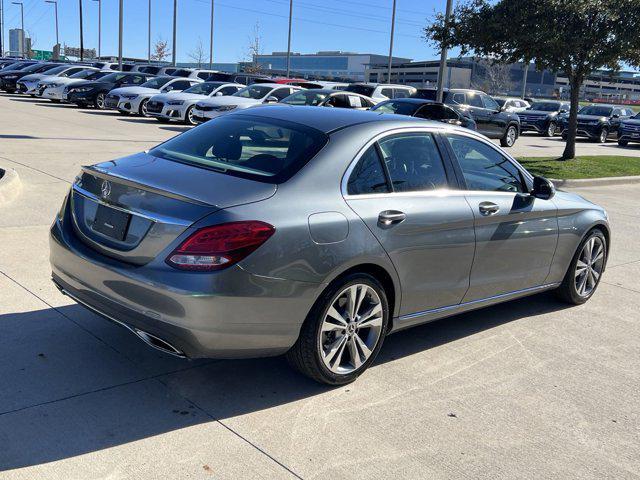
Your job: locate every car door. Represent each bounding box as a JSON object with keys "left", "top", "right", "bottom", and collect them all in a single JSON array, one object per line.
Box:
[
  {"left": 464, "top": 92, "right": 493, "bottom": 136},
  {"left": 442, "top": 132, "right": 558, "bottom": 301},
  {"left": 344, "top": 131, "right": 476, "bottom": 316},
  {"left": 480, "top": 94, "right": 507, "bottom": 137}
]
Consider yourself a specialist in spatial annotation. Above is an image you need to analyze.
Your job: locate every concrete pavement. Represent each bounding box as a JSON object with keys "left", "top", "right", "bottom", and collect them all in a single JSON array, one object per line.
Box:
[{"left": 0, "top": 94, "right": 639, "bottom": 479}]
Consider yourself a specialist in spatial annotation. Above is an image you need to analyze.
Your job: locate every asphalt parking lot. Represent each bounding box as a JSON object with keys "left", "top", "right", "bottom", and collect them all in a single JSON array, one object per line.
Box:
[{"left": 1, "top": 94, "right": 639, "bottom": 479}]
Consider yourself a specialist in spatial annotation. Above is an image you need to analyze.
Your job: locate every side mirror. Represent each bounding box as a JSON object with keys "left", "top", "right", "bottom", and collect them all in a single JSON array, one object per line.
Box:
[
  {"left": 265, "top": 96, "right": 279, "bottom": 103},
  {"left": 612, "top": 114, "right": 620, "bottom": 118},
  {"left": 531, "top": 176, "right": 555, "bottom": 200},
  {"left": 559, "top": 109, "right": 567, "bottom": 114},
  {"left": 215, "top": 91, "right": 223, "bottom": 96}
]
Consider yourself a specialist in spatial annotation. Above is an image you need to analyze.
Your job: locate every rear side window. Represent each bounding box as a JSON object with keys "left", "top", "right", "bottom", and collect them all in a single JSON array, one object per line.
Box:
[
  {"left": 445, "top": 134, "right": 525, "bottom": 193},
  {"left": 380, "top": 88, "right": 394, "bottom": 98},
  {"left": 347, "top": 146, "right": 390, "bottom": 195},
  {"left": 378, "top": 133, "right": 449, "bottom": 193},
  {"left": 150, "top": 115, "right": 328, "bottom": 183},
  {"left": 393, "top": 89, "right": 410, "bottom": 99}
]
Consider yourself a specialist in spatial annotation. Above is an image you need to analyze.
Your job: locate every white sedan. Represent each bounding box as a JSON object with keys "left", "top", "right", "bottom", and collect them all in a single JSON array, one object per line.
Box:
[
  {"left": 40, "top": 69, "right": 109, "bottom": 102},
  {"left": 192, "top": 83, "right": 303, "bottom": 123},
  {"left": 146, "top": 81, "right": 244, "bottom": 125},
  {"left": 105, "top": 77, "right": 201, "bottom": 116},
  {"left": 18, "top": 65, "right": 93, "bottom": 96}
]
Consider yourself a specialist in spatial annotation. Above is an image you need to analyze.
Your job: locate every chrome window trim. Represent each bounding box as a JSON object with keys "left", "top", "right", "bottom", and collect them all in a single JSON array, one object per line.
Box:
[{"left": 341, "top": 125, "right": 533, "bottom": 198}]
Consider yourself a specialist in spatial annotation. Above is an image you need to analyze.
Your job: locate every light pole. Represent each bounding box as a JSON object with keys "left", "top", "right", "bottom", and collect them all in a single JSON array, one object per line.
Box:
[
  {"left": 12, "top": 1, "right": 23, "bottom": 57},
  {"left": 1, "top": 0, "right": 5, "bottom": 57},
  {"left": 386, "top": 0, "right": 396, "bottom": 82},
  {"left": 91, "top": 0, "right": 100, "bottom": 58},
  {"left": 118, "top": 0, "right": 123, "bottom": 69},
  {"left": 79, "top": 0, "right": 84, "bottom": 61},
  {"left": 285, "top": 0, "right": 292, "bottom": 77},
  {"left": 208, "top": 0, "right": 214, "bottom": 69},
  {"left": 171, "top": 0, "right": 177, "bottom": 66},
  {"left": 45, "top": 1, "right": 59, "bottom": 49},
  {"left": 436, "top": 0, "right": 454, "bottom": 103},
  {"left": 521, "top": 61, "right": 529, "bottom": 99},
  {"left": 148, "top": 0, "right": 151, "bottom": 63}
]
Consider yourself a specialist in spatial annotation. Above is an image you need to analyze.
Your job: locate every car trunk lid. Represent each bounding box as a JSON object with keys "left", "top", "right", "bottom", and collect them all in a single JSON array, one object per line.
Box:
[{"left": 70, "top": 152, "right": 276, "bottom": 265}]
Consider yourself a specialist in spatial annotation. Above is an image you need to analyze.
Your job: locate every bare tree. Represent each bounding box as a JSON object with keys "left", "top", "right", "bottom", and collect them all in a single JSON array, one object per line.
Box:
[
  {"left": 188, "top": 37, "right": 206, "bottom": 68},
  {"left": 243, "top": 22, "right": 263, "bottom": 73},
  {"left": 472, "top": 59, "right": 514, "bottom": 95},
  {"left": 151, "top": 37, "right": 170, "bottom": 62}
]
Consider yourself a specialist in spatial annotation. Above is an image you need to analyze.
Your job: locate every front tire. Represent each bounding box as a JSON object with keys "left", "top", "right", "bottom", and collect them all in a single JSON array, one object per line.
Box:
[
  {"left": 618, "top": 138, "right": 628, "bottom": 147},
  {"left": 184, "top": 105, "right": 197, "bottom": 125},
  {"left": 544, "top": 121, "right": 557, "bottom": 137},
  {"left": 138, "top": 98, "right": 150, "bottom": 117},
  {"left": 594, "top": 127, "right": 608, "bottom": 143},
  {"left": 94, "top": 92, "right": 106, "bottom": 110},
  {"left": 287, "top": 273, "right": 390, "bottom": 385},
  {"left": 556, "top": 229, "right": 607, "bottom": 305},
  {"left": 500, "top": 125, "right": 518, "bottom": 147}
]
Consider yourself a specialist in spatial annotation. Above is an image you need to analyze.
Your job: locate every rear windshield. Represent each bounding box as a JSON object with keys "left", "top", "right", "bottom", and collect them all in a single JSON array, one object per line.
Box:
[
  {"left": 150, "top": 115, "right": 328, "bottom": 183},
  {"left": 529, "top": 102, "right": 561, "bottom": 111},
  {"left": 411, "top": 89, "right": 437, "bottom": 100},
  {"left": 344, "top": 84, "right": 375, "bottom": 97},
  {"left": 371, "top": 100, "right": 420, "bottom": 116},
  {"left": 580, "top": 106, "right": 613, "bottom": 116},
  {"left": 184, "top": 82, "right": 220, "bottom": 95},
  {"left": 281, "top": 90, "right": 328, "bottom": 106}
]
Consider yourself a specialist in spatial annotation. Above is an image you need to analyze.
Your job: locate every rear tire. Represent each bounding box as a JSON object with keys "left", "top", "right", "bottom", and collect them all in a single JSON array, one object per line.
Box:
[
  {"left": 556, "top": 229, "right": 607, "bottom": 305},
  {"left": 618, "top": 139, "right": 628, "bottom": 147},
  {"left": 286, "top": 273, "right": 390, "bottom": 385},
  {"left": 500, "top": 125, "right": 518, "bottom": 147}
]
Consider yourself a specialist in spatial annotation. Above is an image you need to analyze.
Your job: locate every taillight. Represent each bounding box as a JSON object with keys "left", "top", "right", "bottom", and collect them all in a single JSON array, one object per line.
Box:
[{"left": 166, "top": 221, "right": 275, "bottom": 271}]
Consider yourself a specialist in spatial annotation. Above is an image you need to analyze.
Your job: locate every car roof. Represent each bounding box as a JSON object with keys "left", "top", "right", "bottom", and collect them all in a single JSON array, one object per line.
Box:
[{"left": 234, "top": 104, "right": 423, "bottom": 134}]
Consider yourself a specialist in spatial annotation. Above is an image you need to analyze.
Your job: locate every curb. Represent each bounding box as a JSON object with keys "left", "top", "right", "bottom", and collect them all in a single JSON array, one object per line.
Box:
[
  {"left": 0, "top": 167, "right": 21, "bottom": 203},
  {"left": 551, "top": 175, "right": 640, "bottom": 188}
]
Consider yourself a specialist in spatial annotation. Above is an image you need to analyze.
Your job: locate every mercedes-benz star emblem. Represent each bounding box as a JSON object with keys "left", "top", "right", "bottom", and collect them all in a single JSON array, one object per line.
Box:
[{"left": 101, "top": 180, "right": 111, "bottom": 198}]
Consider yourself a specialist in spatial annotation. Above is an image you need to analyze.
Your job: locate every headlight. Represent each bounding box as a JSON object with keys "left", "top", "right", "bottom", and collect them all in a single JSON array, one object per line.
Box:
[
  {"left": 47, "top": 83, "right": 59, "bottom": 88},
  {"left": 167, "top": 100, "right": 184, "bottom": 106},
  {"left": 122, "top": 94, "right": 138, "bottom": 100},
  {"left": 214, "top": 105, "right": 236, "bottom": 111},
  {"left": 4, "top": 75, "right": 18, "bottom": 79},
  {"left": 588, "top": 121, "right": 599, "bottom": 125},
  {"left": 73, "top": 87, "right": 92, "bottom": 93}
]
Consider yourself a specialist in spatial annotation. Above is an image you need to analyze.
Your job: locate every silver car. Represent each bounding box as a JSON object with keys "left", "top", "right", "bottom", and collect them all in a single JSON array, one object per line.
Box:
[{"left": 50, "top": 107, "right": 610, "bottom": 385}]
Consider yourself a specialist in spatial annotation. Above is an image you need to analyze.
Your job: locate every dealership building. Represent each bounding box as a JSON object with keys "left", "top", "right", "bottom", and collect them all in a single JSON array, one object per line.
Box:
[
  {"left": 365, "top": 57, "right": 640, "bottom": 101},
  {"left": 253, "top": 51, "right": 411, "bottom": 82}
]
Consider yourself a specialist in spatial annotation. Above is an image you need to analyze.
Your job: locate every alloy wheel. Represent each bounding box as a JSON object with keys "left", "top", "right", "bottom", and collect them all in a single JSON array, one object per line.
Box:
[
  {"left": 547, "top": 122, "right": 556, "bottom": 136},
  {"left": 319, "top": 284, "right": 384, "bottom": 374},
  {"left": 599, "top": 129, "right": 608, "bottom": 143},
  {"left": 140, "top": 99, "right": 149, "bottom": 117},
  {"left": 506, "top": 126, "right": 517, "bottom": 146},
  {"left": 575, "top": 236, "right": 605, "bottom": 297},
  {"left": 186, "top": 106, "right": 196, "bottom": 125},
  {"left": 96, "top": 93, "right": 105, "bottom": 109}
]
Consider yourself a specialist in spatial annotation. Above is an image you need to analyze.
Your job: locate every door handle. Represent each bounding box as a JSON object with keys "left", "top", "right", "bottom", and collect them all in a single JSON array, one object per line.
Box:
[
  {"left": 378, "top": 210, "right": 406, "bottom": 226},
  {"left": 478, "top": 201, "right": 500, "bottom": 216}
]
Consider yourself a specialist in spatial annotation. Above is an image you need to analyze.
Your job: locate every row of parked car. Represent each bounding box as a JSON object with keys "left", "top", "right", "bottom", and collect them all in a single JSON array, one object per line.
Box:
[{"left": 2, "top": 58, "right": 639, "bottom": 148}]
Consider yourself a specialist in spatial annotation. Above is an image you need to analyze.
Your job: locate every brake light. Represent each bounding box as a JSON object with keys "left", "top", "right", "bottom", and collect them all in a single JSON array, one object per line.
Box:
[{"left": 166, "top": 221, "right": 275, "bottom": 271}]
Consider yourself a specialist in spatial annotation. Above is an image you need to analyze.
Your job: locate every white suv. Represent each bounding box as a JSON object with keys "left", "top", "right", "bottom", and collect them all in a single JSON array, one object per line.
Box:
[
  {"left": 344, "top": 83, "right": 416, "bottom": 101},
  {"left": 192, "top": 83, "right": 303, "bottom": 123}
]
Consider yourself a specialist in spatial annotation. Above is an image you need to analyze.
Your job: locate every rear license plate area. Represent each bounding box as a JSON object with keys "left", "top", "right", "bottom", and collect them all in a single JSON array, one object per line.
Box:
[{"left": 92, "top": 204, "right": 131, "bottom": 241}]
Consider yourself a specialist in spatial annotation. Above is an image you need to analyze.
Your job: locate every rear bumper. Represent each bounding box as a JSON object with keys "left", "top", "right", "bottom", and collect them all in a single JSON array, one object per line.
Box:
[{"left": 49, "top": 199, "right": 319, "bottom": 359}]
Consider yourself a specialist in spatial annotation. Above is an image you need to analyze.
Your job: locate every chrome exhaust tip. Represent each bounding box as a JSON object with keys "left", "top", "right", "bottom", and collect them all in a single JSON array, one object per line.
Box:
[{"left": 134, "top": 329, "right": 186, "bottom": 358}]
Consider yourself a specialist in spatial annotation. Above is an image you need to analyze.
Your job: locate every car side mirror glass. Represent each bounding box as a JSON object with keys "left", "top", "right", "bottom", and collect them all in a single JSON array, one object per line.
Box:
[
  {"left": 265, "top": 96, "right": 279, "bottom": 103},
  {"left": 531, "top": 176, "right": 555, "bottom": 200},
  {"left": 215, "top": 91, "right": 223, "bottom": 96},
  {"left": 612, "top": 114, "right": 620, "bottom": 118}
]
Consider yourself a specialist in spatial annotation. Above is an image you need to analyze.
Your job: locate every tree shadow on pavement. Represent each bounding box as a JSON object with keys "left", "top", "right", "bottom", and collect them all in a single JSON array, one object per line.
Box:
[{"left": 0, "top": 291, "right": 570, "bottom": 471}]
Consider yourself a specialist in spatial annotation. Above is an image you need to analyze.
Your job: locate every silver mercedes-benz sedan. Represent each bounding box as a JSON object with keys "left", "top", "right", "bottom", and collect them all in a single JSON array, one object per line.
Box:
[{"left": 50, "top": 106, "right": 610, "bottom": 385}]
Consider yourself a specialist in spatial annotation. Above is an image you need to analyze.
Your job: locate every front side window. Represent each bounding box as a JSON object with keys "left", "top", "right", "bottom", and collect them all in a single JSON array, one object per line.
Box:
[
  {"left": 234, "top": 85, "right": 273, "bottom": 99},
  {"left": 579, "top": 105, "right": 614, "bottom": 117},
  {"left": 380, "top": 88, "right": 394, "bottom": 98},
  {"left": 378, "top": 133, "right": 449, "bottom": 193},
  {"left": 347, "top": 146, "right": 390, "bottom": 195},
  {"left": 465, "top": 92, "right": 484, "bottom": 108},
  {"left": 445, "top": 134, "right": 525, "bottom": 193},
  {"left": 481, "top": 94, "right": 500, "bottom": 110},
  {"left": 271, "top": 88, "right": 293, "bottom": 101},
  {"left": 416, "top": 104, "right": 458, "bottom": 121},
  {"left": 142, "top": 77, "right": 173, "bottom": 89},
  {"left": 184, "top": 82, "right": 218, "bottom": 95},
  {"left": 282, "top": 90, "right": 328, "bottom": 106},
  {"left": 150, "top": 115, "right": 328, "bottom": 183}
]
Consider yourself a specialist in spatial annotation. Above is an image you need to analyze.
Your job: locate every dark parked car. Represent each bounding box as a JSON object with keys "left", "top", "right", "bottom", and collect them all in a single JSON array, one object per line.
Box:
[
  {"left": 618, "top": 111, "right": 640, "bottom": 146},
  {"left": 559, "top": 104, "right": 634, "bottom": 143},
  {"left": 412, "top": 88, "right": 520, "bottom": 147},
  {"left": 517, "top": 100, "right": 570, "bottom": 137},
  {"left": 64, "top": 72, "right": 155, "bottom": 109},
  {"left": 370, "top": 98, "right": 477, "bottom": 130},
  {"left": 0, "top": 61, "right": 52, "bottom": 93}
]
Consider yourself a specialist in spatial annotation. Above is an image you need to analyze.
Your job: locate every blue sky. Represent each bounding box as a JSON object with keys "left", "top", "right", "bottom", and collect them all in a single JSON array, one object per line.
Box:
[{"left": 1, "top": 0, "right": 447, "bottom": 62}]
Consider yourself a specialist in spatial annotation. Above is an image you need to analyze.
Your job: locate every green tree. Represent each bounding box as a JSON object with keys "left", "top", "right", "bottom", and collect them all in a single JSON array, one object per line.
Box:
[{"left": 425, "top": 0, "right": 640, "bottom": 159}]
